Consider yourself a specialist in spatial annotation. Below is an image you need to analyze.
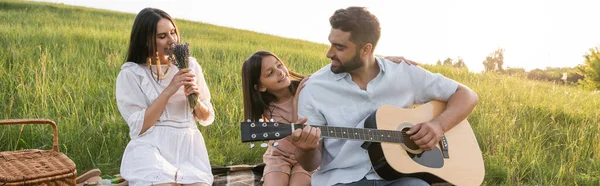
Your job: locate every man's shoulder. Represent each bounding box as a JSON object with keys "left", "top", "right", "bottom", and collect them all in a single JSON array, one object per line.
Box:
[
  {"left": 300, "top": 64, "right": 334, "bottom": 98},
  {"left": 310, "top": 64, "right": 333, "bottom": 79},
  {"left": 377, "top": 57, "right": 414, "bottom": 73}
]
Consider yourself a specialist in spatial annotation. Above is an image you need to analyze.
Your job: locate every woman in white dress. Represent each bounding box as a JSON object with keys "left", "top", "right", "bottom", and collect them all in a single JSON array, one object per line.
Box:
[{"left": 115, "top": 8, "right": 215, "bottom": 186}]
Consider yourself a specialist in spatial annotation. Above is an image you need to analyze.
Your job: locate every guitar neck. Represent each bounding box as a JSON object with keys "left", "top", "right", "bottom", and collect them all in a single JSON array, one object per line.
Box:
[{"left": 292, "top": 124, "right": 404, "bottom": 143}]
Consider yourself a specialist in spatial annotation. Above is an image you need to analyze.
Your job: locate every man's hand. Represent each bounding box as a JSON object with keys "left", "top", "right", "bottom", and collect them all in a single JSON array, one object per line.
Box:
[
  {"left": 290, "top": 118, "right": 321, "bottom": 151},
  {"left": 406, "top": 121, "right": 444, "bottom": 151}
]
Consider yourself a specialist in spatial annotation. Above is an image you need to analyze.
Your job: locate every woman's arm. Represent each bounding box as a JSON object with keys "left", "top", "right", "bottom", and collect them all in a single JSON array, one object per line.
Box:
[
  {"left": 192, "top": 100, "right": 212, "bottom": 121},
  {"left": 141, "top": 68, "right": 195, "bottom": 134},
  {"left": 188, "top": 58, "right": 215, "bottom": 125},
  {"left": 115, "top": 67, "right": 193, "bottom": 137}
]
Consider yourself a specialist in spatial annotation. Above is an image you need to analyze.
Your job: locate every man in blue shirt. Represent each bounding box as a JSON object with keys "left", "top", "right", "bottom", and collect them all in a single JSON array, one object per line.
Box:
[{"left": 291, "top": 6, "right": 479, "bottom": 186}]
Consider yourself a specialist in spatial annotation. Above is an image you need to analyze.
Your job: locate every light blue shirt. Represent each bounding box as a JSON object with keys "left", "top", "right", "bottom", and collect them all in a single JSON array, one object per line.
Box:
[{"left": 298, "top": 57, "right": 459, "bottom": 186}]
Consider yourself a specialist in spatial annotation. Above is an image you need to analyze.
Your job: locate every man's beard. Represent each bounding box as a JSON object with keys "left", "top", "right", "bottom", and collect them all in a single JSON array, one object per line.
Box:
[{"left": 330, "top": 52, "right": 363, "bottom": 74}]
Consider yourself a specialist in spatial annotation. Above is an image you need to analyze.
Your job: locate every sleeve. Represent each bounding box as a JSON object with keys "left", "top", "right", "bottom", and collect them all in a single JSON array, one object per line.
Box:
[
  {"left": 297, "top": 84, "right": 326, "bottom": 125},
  {"left": 115, "top": 69, "right": 154, "bottom": 139},
  {"left": 190, "top": 57, "right": 215, "bottom": 126},
  {"left": 408, "top": 66, "right": 459, "bottom": 104}
]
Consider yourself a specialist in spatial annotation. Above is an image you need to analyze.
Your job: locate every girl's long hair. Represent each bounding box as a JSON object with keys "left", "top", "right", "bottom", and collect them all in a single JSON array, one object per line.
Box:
[{"left": 241, "top": 51, "right": 304, "bottom": 122}]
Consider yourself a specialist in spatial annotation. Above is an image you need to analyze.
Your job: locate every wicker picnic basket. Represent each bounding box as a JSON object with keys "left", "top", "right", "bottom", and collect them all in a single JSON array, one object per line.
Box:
[{"left": 0, "top": 119, "right": 77, "bottom": 186}]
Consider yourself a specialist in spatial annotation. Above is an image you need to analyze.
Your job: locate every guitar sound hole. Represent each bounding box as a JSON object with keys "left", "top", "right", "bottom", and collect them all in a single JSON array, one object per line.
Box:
[{"left": 401, "top": 128, "right": 420, "bottom": 151}]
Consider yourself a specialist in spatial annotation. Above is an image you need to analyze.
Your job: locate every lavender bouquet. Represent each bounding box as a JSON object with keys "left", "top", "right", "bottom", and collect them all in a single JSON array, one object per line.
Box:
[{"left": 167, "top": 43, "right": 200, "bottom": 109}]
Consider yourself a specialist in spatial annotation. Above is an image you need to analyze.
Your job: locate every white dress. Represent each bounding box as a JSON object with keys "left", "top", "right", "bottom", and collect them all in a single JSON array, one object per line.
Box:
[{"left": 115, "top": 57, "right": 215, "bottom": 185}]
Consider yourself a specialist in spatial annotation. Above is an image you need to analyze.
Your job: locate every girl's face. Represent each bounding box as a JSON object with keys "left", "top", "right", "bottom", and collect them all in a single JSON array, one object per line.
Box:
[
  {"left": 155, "top": 18, "right": 178, "bottom": 60},
  {"left": 257, "top": 55, "right": 291, "bottom": 93}
]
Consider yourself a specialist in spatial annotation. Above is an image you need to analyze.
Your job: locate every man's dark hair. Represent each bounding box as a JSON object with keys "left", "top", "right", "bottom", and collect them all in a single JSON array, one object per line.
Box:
[{"left": 329, "top": 7, "right": 381, "bottom": 50}]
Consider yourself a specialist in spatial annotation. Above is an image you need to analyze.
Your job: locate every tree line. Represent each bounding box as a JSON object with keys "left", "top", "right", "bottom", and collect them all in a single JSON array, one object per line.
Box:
[{"left": 435, "top": 46, "right": 600, "bottom": 90}]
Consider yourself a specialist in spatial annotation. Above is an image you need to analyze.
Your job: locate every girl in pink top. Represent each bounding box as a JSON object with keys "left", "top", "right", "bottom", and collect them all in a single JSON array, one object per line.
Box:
[
  {"left": 241, "top": 50, "right": 416, "bottom": 186},
  {"left": 242, "top": 51, "right": 311, "bottom": 186}
]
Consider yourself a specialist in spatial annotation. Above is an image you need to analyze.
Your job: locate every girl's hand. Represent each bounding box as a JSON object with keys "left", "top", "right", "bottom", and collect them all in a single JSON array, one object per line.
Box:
[
  {"left": 385, "top": 56, "right": 419, "bottom": 66},
  {"left": 166, "top": 68, "right": 195, "bottom": 96}
]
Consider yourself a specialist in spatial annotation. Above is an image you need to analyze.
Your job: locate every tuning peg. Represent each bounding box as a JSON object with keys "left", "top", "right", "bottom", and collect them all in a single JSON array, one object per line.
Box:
[
  {"left": 270, "top": 118, "right": 275, "bottom": 122},
  {"left": 260, "top": 142, "right": 268, "bottom": 148},
  {"left": 250, "top": 143, "right": 255, "bottom": 149},
  {"left": 273, "top": 141, "right": 279, "bottom": 147},
  {"left": 246, "top": 119, "right": 251, "bottom": 122},
  {"left": 258, "top": 118, "right": 264, "bottom": 122}
]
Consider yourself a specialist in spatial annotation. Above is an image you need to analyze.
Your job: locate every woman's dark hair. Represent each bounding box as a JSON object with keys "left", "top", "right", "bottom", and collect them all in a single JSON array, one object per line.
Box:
[
  {"left": 241, "top": 51, "right": 304, "bottom": 121},
  {"left": 126, "top": 8, "right": 180, "bottom": 66}
]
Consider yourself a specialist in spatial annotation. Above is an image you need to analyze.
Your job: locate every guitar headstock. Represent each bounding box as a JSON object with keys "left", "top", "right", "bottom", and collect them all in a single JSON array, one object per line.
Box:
[{"left": 240, "top": 119, "right": 293, "bottom": 142}]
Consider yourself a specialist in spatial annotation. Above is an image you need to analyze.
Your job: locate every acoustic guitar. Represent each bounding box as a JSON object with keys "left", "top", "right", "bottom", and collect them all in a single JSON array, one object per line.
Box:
[{"left": 240, "top": 101, "right": 485, "bottom": 186}]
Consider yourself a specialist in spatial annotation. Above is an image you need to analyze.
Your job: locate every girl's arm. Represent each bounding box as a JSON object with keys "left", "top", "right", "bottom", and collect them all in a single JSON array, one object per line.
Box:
[
  {"left": 384, "top": 56, "right": 419, "bottom": 65},
  {"left": 292, "top": 75, "right": 311, "bottom": 122}
]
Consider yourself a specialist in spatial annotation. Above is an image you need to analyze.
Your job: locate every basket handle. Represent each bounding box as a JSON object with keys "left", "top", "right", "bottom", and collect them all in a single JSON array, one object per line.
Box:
[{"left": 0, "top": 119, "right": 59, "bottom": 152}]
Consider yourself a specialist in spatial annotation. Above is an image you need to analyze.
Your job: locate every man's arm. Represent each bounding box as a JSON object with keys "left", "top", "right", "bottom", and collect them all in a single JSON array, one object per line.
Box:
[
  {"left": 434, "top": 84, "right": 478, "bottom": 131},
  {"left": 292, "top": 85, "right": 325, "bottom": 171},
  {"left": 291, "top": 118, "right": 322, "bottom": 172},
  {"left": 408, "top": 83, "right": 479, "bottom": 150}
]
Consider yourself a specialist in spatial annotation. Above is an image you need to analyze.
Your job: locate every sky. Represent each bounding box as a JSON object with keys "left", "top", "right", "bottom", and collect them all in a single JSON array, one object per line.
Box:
[{"left": 34, "top": 0, "right": 600, "bottom": 72}]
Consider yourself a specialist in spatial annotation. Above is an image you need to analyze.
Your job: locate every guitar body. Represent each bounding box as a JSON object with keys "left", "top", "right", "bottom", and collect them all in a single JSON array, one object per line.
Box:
[{"left": 363, "top": 101, "right": 485, "bottom": 186}]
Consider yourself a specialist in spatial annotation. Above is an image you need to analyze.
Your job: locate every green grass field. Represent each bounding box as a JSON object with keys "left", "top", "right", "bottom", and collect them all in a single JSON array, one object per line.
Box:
[{"left": 1, "top": 1, "right": 599, "bottom": 185}]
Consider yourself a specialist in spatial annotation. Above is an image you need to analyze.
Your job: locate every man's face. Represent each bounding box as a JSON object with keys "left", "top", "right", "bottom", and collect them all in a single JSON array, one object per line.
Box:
[{"left": 326, "top": 28, "right": 363, "bottom": 74}]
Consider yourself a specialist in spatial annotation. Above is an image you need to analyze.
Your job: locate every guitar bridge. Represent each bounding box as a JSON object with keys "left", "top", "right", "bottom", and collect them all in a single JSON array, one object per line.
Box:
[{"left": 440, "top": 136, "right": 449, "bottom": 159}]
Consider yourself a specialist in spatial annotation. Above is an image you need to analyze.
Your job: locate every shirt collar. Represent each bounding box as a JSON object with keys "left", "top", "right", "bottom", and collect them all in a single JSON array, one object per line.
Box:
[{"left": 332, "top": 57, "right": 386, "bottom": 81}]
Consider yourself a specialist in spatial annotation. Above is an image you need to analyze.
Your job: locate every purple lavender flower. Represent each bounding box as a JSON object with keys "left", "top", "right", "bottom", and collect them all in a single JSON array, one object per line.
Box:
[{"left": 166, "top": 43, "right": 199, "bottom": 109}]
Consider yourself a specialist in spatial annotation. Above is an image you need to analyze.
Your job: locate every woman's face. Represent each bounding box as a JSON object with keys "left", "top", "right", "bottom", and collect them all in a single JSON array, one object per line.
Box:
[
  {"left": 155, "top": 18, "right": 178, "bottom": 59},
  {"left": 257, "top": 55, "right": 291, "bottom": 93}
]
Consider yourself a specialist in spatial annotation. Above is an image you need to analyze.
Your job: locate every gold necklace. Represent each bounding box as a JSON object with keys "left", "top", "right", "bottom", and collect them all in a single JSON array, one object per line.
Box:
[{"left": 150, "top": 64, "right": 171, "bottom": 80}]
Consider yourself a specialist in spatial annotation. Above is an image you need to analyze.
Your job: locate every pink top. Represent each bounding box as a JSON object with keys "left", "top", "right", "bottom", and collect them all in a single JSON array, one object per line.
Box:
[
  {"left": 263, "top": 97, "right": 296, "bottom": 152},
  {"left": 263, "top": 96, "right": 294, "bottom": 123}
]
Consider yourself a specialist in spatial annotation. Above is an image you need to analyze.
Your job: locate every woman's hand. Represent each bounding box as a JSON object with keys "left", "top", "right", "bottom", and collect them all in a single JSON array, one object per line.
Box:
[
  {"left": 384, "top": 56, "right": 419, "bottom": 66},
  {"left": 292, "top": 75, "right": 311, "bottom": 122},
  {"left": 165, "top": 68, "right": 195, "bottom": 96},
  {"left": 184, "top": 81, "right": 200, "bottom": 97}
]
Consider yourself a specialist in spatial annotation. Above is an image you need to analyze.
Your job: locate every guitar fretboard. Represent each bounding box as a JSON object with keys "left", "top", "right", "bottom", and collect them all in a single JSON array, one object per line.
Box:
[{"left": 293, "top": 124, "right": 404, "bottom": 143}]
